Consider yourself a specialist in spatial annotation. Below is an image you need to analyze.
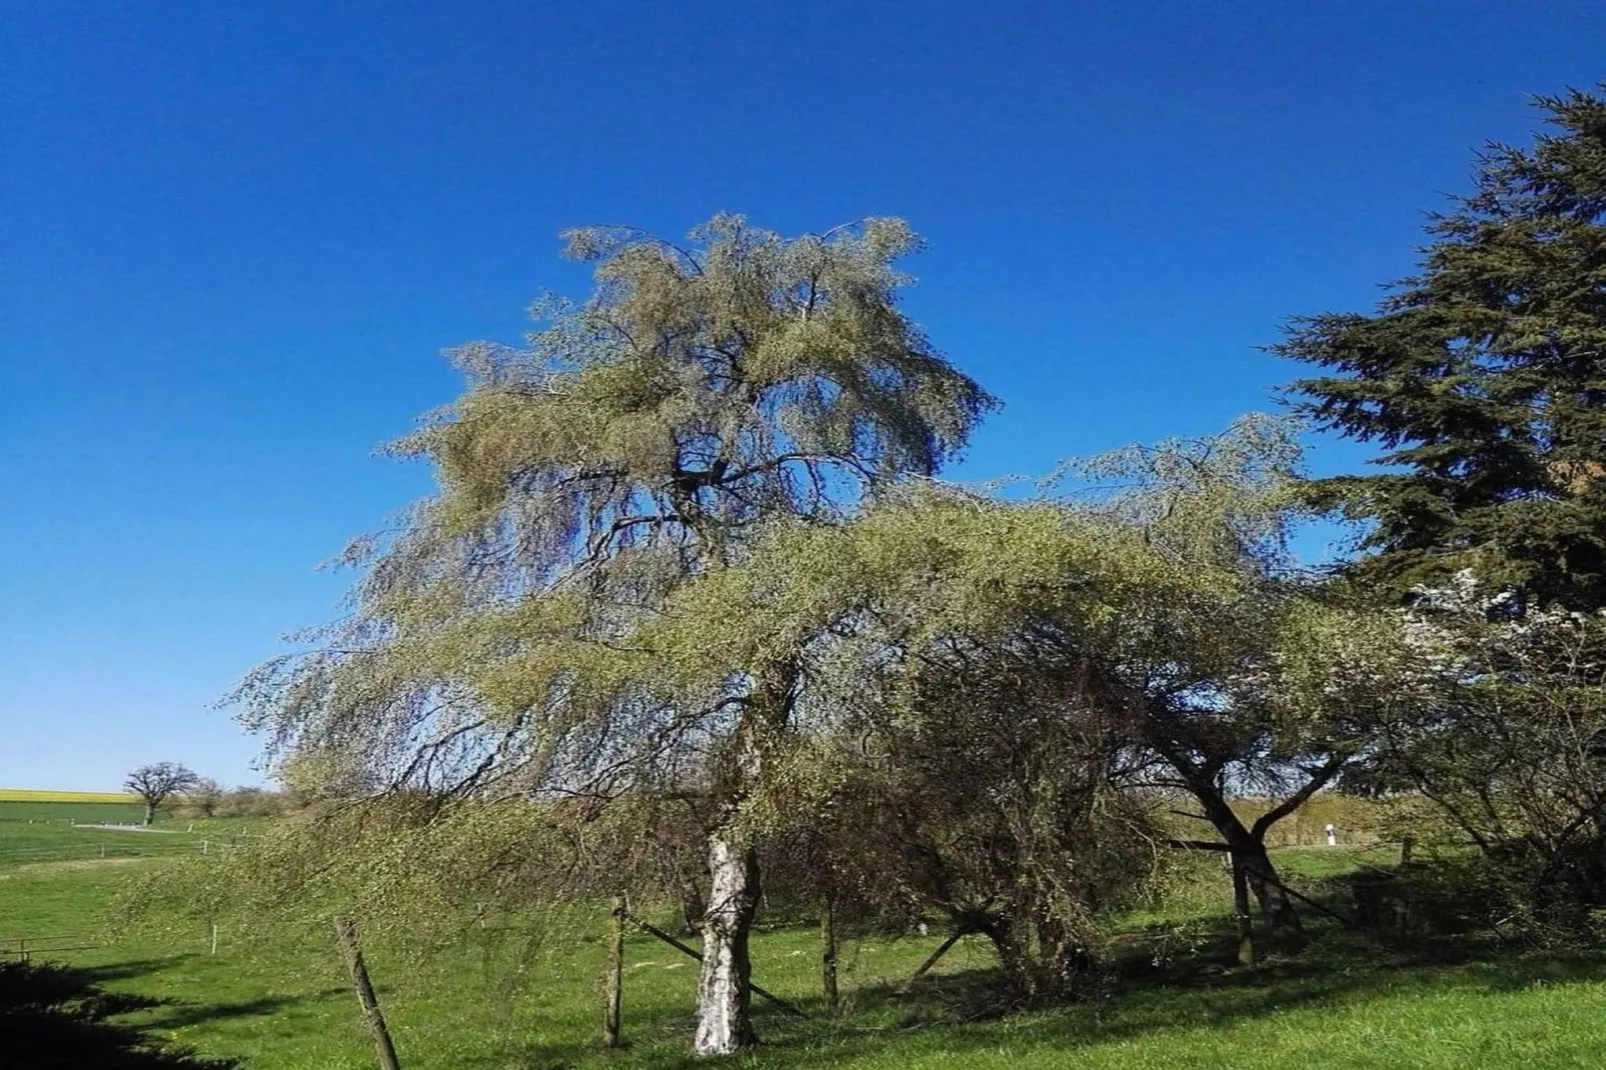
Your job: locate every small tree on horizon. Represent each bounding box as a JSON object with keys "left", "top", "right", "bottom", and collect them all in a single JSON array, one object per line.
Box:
[
  {"left": 186, "top": 777, "right": 224, "bottom": 818},
  {"left": 125, "top": 763, "right": 200, "bottom": 826}
]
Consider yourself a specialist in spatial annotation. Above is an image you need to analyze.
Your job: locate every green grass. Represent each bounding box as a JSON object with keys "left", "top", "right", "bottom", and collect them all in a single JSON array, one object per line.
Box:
[
  {"left": 0, "top": 805, "right": 260, "bottom": 866},
  {"left": 1270, "top": 844, "right": 1407, "bottom": 880},
  {"left": 0, "top": 847, "right": 1601, "bottom": 1069},
  {"left": 0, "top": 799, "right": 148, "bottom": 824}
]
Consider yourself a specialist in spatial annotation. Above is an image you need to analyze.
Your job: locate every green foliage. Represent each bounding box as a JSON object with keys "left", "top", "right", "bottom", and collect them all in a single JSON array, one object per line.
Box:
[
  {"left": 1277, "top": 87, "right": 1606, "bottom": 608},
  {"left": 231, "top": 215, "right": 993, "bottom": 808}
]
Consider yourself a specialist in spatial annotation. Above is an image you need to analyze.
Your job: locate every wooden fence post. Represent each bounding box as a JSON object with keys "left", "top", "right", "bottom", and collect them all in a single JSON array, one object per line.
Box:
[
  {"left": 334, "top": 918, "right": 402, "bottom": 1070},
  {"left": 819, "top": 891, "right": 839, "bottom": 1013},
  {"left": 603, "top": 895, "right": 626, "bottom": 1048}
]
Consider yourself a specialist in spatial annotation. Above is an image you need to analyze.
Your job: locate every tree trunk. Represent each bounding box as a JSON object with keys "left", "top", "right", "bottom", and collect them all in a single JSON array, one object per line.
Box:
[
  {"left": 1149, "top": 736, "right": 1346, "bottom": 939},
  {"left": 693, "top": 829, "right": 760, "bottom": 1055},
  {"left": 143, "top": 800, "right": 155, "bottom": 827},
  {"left": 680, "top": 877, "right": 706, "bottom": 937},
  {"left": 977, "top": 914, "right": 1035, "bottom": 999},
  {"left": 334, "top": 918, "right": 401, "bottom": 1070},
  {"left": 1031, "top": 913, "right": 1093, "bottom": 994},
  {"left": 1184, "top": 779, "right": 1305, "bottom": 936},
  {"left": 1231, "top": 858, "right": 1255, "bottom": 966},
  {"left": 1234, "top": 836, "right": 1302, "bottom": 937}
]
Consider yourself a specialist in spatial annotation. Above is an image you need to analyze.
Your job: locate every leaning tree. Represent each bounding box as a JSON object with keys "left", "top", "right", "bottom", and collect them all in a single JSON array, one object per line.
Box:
[
  {"left": 232, "top": 215, "right": 992, "bottom": 1054},
  {"left": 646, "top": 418, "right": 1379, "bottom": 982},
  {"left": 655, "top": 485, "right": 1178, "bottom": 999},
  {"left": 1043, "top": 416, "right": 1406, "bottom": 938}
]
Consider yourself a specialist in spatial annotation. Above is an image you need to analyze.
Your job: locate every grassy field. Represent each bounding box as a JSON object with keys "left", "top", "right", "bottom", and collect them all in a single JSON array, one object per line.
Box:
[
  {"left": 0, "top": 798, "right": 255, "bottom": 868},
  {"left": 0, "top": 798, "right": 146, "bottom": 823},
  {"left": 2, "top": 822, "right": 1603, "bottom": 1070}
]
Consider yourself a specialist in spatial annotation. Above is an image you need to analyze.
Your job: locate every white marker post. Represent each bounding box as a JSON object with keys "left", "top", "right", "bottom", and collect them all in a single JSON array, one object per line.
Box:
[{"left": 1324, "top": 823, "right": 1337, "bottom": 847}]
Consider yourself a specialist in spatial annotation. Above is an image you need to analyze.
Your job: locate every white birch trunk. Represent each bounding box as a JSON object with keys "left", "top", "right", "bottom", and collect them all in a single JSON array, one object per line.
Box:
[{"left": 693, "top": 829, "right": 759, "bottom": 1055}]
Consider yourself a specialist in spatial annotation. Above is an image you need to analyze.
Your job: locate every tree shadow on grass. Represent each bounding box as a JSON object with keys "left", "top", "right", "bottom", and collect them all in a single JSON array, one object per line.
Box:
[
  {"left": 138, "top": 995, "right": 298, "bottom": 1032},
  {"left": 80, "top": 955, "right": 199, "bottom": 984},
  {"left": 0, "top": 960, "right": 241, "bottom": 1068},
  {"left": 471, "top": 930, "right": 1606, "bottom": 1070}
]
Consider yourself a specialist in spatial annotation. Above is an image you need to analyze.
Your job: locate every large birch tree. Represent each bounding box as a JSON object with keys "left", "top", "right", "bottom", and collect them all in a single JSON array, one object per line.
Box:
[{"left": 232, "top": 214, "right": 992, "bottom": 1054}]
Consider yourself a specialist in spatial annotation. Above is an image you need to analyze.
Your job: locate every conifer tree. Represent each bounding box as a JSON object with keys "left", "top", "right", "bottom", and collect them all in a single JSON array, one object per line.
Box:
[{"left": 1277, "top": 88, "right": 1606, "bottom": 609}]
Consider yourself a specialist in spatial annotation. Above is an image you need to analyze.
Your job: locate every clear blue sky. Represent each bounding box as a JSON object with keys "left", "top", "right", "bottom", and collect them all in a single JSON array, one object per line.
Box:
[{"left": 3, "top": 1, "right": 1601, "bottom": 791}]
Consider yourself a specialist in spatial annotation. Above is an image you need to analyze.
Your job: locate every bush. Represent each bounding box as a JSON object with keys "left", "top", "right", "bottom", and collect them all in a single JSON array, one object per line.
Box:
[
  {"left": 1345, "top": 836, "right": 1606, "bottom": 945},
  {"left": 212, "top": 787, "right": 291, "bottom": 818}
]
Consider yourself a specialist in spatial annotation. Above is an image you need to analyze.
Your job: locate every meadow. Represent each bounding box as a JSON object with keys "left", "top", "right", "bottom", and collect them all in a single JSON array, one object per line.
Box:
[
  {"left": 0, "top": 796, "right": 252, "bottom": 869},
  {"left": 3, "top": 800, "right": 1604, "bottom": 1069}
]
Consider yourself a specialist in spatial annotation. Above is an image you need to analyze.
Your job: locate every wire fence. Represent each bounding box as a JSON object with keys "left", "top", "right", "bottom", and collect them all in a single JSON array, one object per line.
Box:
[
  {"left": 0, "top": 838, "right": 245, "bottom": 867},
  {"left": 0, "top": 934, "right": 100, "bottom": 961}
]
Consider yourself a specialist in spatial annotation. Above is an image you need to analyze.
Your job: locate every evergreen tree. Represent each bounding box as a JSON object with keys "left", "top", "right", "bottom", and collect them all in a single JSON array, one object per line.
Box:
[{"left": 1277, "top": 88, "right": 1606, "bottom": 608}]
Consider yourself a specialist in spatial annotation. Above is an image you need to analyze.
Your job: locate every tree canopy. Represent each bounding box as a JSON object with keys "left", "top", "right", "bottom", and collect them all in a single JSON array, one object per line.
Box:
[
  {"left": 236, "top": 214, "right": 993, "bottom": 803},
  {"left": 230, "top": 215, "right": 995, "bottom": 1054}
]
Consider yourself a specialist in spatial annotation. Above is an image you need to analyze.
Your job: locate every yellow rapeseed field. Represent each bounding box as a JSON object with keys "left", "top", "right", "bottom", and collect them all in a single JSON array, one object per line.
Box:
[{"left": 0, "top": 788, "right": 134, "bottom": 803}]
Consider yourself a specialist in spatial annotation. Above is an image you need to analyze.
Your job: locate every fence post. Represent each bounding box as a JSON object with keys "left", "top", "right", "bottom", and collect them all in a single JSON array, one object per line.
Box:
[
  {"left": 603, "top": 895, "right": 626, "bottom": 1048},
  {"left": 820, "top": 890, "right": 839, "bottom": 1013},
  {"left": 1400, "top": 836, "right": 1415, "bottom": 864}
]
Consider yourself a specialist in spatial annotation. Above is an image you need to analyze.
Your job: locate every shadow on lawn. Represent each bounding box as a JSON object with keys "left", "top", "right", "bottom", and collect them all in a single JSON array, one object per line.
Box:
[
  {"left": 82, "top": 955, "right": 201, "bottom": 983},
  {"left": 477, "top": 930, "right": 1606, "bottom": 1070},
  {"left": 0, "top": 959, "right": 241, "bottom": 1068}
]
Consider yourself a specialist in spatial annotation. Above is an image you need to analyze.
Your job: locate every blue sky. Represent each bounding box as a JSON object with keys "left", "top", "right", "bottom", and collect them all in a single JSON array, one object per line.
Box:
[{"left": 3, "top": 1, "right": 1602, "bottom": 790}]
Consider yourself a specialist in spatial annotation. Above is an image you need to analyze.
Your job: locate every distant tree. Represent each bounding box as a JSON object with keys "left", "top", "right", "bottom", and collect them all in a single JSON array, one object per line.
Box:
[
  {"left": 125, "top": 763, "right": 200, "bottom": 826},
  {"left": 186, "top": 778, "right": 223, "bottom": 818},
  {"left": 1276, "top": 87, "right": 1606, "bottom": 609}
]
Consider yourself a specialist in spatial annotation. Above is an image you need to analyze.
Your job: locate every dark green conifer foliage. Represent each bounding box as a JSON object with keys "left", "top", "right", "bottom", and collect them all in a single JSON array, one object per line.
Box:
[{"left": 1277, "top": 88, "right": 1606, "bottom": 607}]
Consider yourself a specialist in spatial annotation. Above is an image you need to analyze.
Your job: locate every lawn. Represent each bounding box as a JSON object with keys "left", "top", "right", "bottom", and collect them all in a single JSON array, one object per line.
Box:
[{"left": 1, "top": 842, "right": 1602, "bottom": 1069}]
